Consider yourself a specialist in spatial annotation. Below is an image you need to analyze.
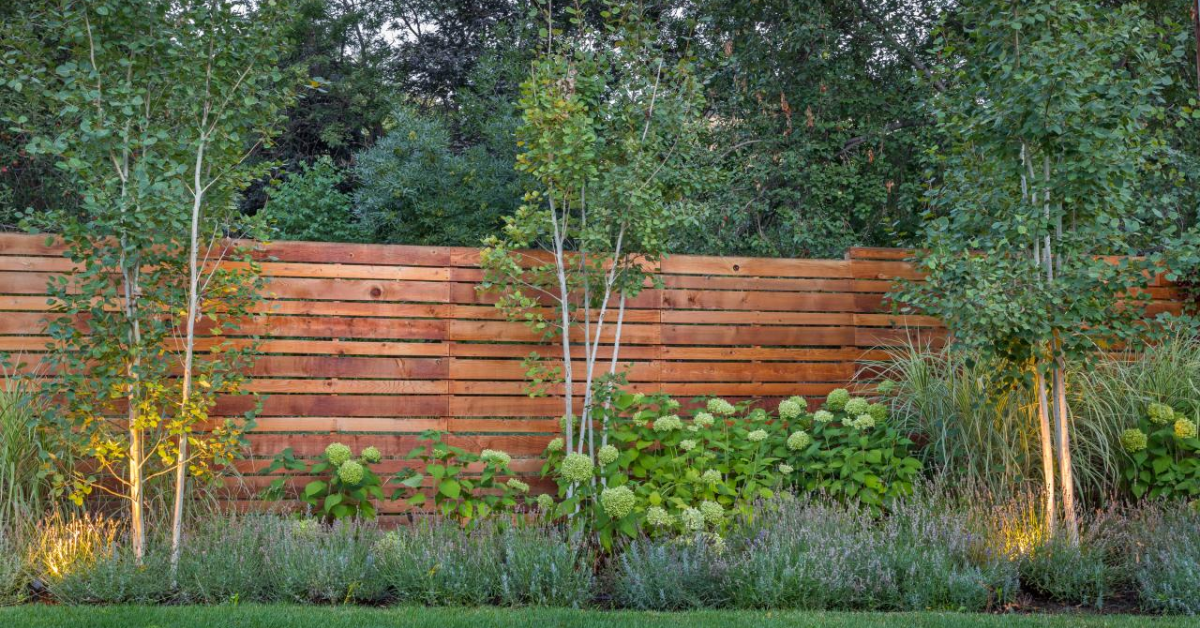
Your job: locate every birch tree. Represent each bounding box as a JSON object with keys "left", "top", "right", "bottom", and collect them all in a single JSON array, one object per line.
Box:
[
  {"left": 6, "top": 0, "right": 294, "bottom": 560},
  {"left": 903, "top": 0, "right": 1175, "bottom": 542},
  {"left": 480, "top": 0, "right": 707, "bottom": 462}
]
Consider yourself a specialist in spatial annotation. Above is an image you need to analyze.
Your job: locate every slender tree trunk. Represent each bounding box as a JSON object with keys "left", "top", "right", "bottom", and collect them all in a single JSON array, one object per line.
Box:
[
  {"left": 548, "top": 196, "right": 574, "bottom": 451},
  {"left": 1034, "top": 367, "right": 1057, "bottom": 533},
  {"left": 171, "top": 136, "right": 207, "bottom": 574},
  {"left": 122, "top": 265, "right": 146, "bottom": 562},
  {"left": 1053, "top": 346, "right": 1078, "bottom": 543}
]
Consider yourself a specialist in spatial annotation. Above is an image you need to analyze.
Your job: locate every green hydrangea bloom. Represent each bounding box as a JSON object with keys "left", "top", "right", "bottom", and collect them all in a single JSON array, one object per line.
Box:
[
  {"left": 707, "top": 398, "right": 736, "bottom": 416},
  {"left": 877, "top": 379, "right": 896, "bottom": 395},
  {"left": 537, "top": 493, "right": 555, "bottom": 511},
  {"left": 480, "top": 449, "right": 512, "bottom": 467},
  {"left": 546, "top": 437, "right": 565, "bottom": 453},
  {"left": 600, "top": 486, "right": 635, "bottom": 520},
  {"left": 665, "top": 399, "right": 681, "bottom": 411},
  {"left": 1120, "top": 428, "right": 1148, "bottom": 453},
  {"left": 1148, "top": 402, "right": 1175, "bottom": 425},
  {"left": 338, "top": 460, "right": 365, "bottom": 485},
  {"left": 325, "top": 442, "right": 352, "bottom": 466},
  {"left": 699, "top": 500, "right": 724, "bottom": 525},
  {"left": 1175, "top": 418, "right": 1198, "bottom": 440},
  {"left": 653, "top": 414, "right": 683, "bottom": 432},
  {"left": 778, "top": 463, "right": 793, "bottom": 474},
  {"left": 813, "top": 410, "right": 834, "bottom": 423},
  {"left": 844, "top": 397, "right": 870, "bottom": 416},
  {"left": 506, "top": 478, "right": 530, "bottom": 493},
  {"left": 850, "top": 414, "right": 876, "bottom": 431},
  {"left": 598, "top": 444, "right": 619, "bottom": 465},
  {"left": 679, "top": 439, "right": 697, "bottom": 452},
  {"left": 787, "top": 430, "right": 812, "bottom": 451},
  {"left": 747, "top": 429, "right": 768, "bottom": 443},
  {"left": 693, "top": 412, "right": 715, "bottom": 429},
  {"left": 560, "top": 453, "right": 594, "bottom": 483},
  {"left": 826, "top": 388, "right": 851, "bottom": 411},
  {"left": 360, "top": 446, "right": 382, "bottom": 464},
  {"left": 646, "top": 506, "right": 674, "bottom": 527},
  {"left": 777, "top": 398, "right": 803, "bottom": 421},
  {"left": 681, "top": 507, "right": 705, "bottom": 531},
  {"left": 867, "top": 403, "right": 888, "bottom": 421},
  {"left": 631, "top": 392, "right": 646, "bottom": 404},
  {"left": 701, "top": 469, "right": 722, "bottom": 485}
]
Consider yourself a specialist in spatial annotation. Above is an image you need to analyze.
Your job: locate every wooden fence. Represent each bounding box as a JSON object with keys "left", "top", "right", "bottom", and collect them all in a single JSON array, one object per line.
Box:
[{"left": 0, "top": 233, "right": 1184, "bottom": 518}]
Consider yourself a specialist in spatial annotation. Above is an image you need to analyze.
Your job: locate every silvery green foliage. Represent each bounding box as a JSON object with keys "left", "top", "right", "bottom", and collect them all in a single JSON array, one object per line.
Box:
[
  {"left": 375, "top": 521, "right": 591, "bottom": 607},
  {"left": 175, "top": 515, "right": 291, "bottom": 603},
  {"left": 1129, "top": 502, "right": 1200, "bottom": 614},
  {"left": 266, "top": 520, "right": 387, "bottom": 604},
  {"left": 49, "top": 543, "right": 173, "bottom": 605},
  {"left": 722, "top": 493, "right": 1016, "bottom": 611},
  {"left": 0, "top": 530, "right": 26, "bottom": 606},
  {"left": 611, "top": 537, "right": 728, "bottom": 610}
]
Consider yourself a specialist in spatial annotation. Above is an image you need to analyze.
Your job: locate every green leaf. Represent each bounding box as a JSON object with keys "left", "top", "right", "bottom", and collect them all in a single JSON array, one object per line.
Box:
[{"left": 439, "top": 478, "right": 461, "bottom": 499}]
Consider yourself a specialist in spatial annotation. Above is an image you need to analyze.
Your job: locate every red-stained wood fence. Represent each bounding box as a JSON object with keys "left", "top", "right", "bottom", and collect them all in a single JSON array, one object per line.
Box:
[{"left": 0, "top": 233, "right": 1185, "bottom": 520}]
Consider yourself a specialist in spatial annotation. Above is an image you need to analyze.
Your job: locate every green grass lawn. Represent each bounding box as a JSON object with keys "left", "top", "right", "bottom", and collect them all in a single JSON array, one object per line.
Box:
[{"left": 0, "top": 605, "right": 1197, "bottom": 628}]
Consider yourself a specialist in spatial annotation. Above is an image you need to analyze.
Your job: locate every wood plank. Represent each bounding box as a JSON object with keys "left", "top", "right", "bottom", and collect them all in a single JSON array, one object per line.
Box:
[
  {"left": 249, "top": 355, "right": 448, "bottom": 378},
  {"left": 660, "top": 324, "right": 855, "bottom": 347},
  {"left": 660, "top": 361, "right": 854, "bottom": 382},
  {"left": 216, "top": 394, "right": 449, "bottom": 417},
  {"left": 661, "top": 310, "right": 853, "bottom": 326},
  {"left": 254, "top": 301, "right": 447, "bottom": 318},
  {"left": 255, "top": 240, "right": 451, "bottom": 266},
  {"left": 661, "top": 289, "right": 861, "bottom": 312},
  {"left": 263, "top": 277, "right": 450, "bottom": 302},
  {"left": 230, "top": 316, "right": 447, "bottom": 340},
  {"left": 448, "top": 320, "right": 660, "bottom": 344},
  {"left": 244, "top": 379, "right": 447, "bottom": 395},
  {"left": 660, "top": 255, "right": 852, "bottom": 278},
  {"left": 449, "top": 358, "right": 657, "bottom": 381}
]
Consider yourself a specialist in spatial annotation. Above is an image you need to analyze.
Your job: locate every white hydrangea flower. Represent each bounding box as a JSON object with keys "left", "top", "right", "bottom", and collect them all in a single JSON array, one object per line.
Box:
[
  {"left": 693, "top": 412, "right": 716, "bottom": 429},
  {"left": 707, "top": 398, "right": 736, "bottom": 416},
  {"left": 598, "top": 444, "right": 620, "bottom": 465},
  {"left": 747, "top": 429, "right": 767, "bottom": 442},
  {"left": 653, "top": 414, "right": 683, "bottom": 432},
  {"left": 787, "top": 430, "right": 812, "bottom": 451},
  {"left": 679, "top": 439, "right": 697, "bottom": 452},
  {"left": 600, "top": 486, "right": 635, "bottom": 519},
  {"left": 681, "top": 507, "right": 705, "bottom": 531}
]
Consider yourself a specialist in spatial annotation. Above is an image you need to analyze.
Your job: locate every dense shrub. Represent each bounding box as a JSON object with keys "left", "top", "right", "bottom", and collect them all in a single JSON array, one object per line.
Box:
[
  {"left": 266, "top": 520, "right": 387, "bottom": 604},
  {"left": 175, "top": 514, "right": 291, "bottom": 603},
  {"left": 609, "top": 537, "right": 728, "bottom": 610},
  {"left": 1127, "top": 502, "right": 1200, "bottom": 615},
  {"left": 375, "top": 521, "right": 591, "bottom": 607},
  {"left": 1018, "top": 525, "right": 1119, "bottom": 608},
  {"left": 259, "top": 157, "right": 365, "bottom": 243},
  {"left": 721, "top": 492, "right": 1017, "bottom": 611},
  {"left": 541, "top": 390, "right": 920, "bottom": 548}
]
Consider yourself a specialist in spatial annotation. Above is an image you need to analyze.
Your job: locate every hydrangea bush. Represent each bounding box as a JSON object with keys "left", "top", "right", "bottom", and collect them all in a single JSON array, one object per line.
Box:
[
  {"left": 538, "top": 388, "right": 921, "bottom": 547},
  {"left": 781, "top": 388, "right": 922, "bottom": 510},
  {"left": 1120, "top": 402, "right": 1200, "bottom": 500},
  {"left": 264, "top": 443, "right": 387, "bottom": 522},
  {"left": 393, "top": 430, "right": 521, "bottom": 525}
]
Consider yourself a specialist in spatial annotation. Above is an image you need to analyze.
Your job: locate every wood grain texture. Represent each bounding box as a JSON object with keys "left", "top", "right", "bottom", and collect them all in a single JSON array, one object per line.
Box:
[{"left": 3, "top": 233, "right": 1188, "bottom": 508}]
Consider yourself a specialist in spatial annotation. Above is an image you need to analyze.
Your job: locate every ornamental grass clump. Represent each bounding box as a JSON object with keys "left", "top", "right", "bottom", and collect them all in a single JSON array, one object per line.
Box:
[{"left": 0, "top": 528, "right": 27, "bottom": 606}]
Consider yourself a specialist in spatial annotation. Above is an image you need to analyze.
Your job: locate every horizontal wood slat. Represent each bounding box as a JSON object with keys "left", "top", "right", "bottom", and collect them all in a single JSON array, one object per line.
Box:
[{"left": 2, "top": 233, "right": 1188, "bottom": 508}]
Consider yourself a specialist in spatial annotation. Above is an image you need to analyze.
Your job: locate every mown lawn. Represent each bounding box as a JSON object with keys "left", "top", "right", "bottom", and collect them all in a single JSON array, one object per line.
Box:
[{"left": 1, "top": 605, "right": 1197, "bottom": 628}]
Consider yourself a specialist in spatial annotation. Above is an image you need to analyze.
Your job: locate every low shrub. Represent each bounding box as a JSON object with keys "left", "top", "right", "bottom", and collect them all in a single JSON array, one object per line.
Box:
[
  {"left": 375, "top": 521, "right": 590, "bottom": 606},
  {"left": 265, "top": 443, "right": 388, "bottom": 522},
  {"left": 494, "top": 525, "right": 593, "bottom": 607},
  {"left": 609, "top": 536, "right": 728, "bottom": 610},
  {"left": 376, "top": 519, "right": 503, "bottom": 606},
  {"left": 267, "top": 520, "right": 387, "bottom": 604},
  {"left": 1127, "top": 502, "right": 1200, "bottom": 614},
  {"left": 722, "top": 491, "right": 1016, "bottom": 611},
  {"left": 1018, "top": 527, "right": 1117, "bottom": 608},
  {"left": 49, "top": 543, "right": 173, "bottom": 605},
  {"left": 0, "top": 528, "right": 27, "bottom": 605},
  {"left": 175, "top": 514, "right": 291, "bottom": 603}
]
